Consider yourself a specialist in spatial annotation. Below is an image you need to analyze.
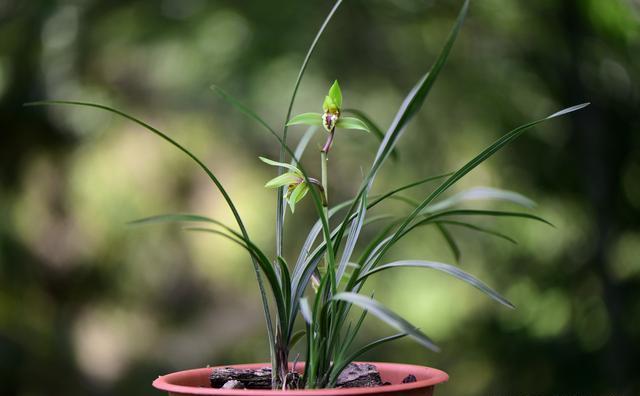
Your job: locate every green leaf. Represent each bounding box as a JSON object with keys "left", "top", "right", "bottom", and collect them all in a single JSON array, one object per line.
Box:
[
  {"left": 548, "top": 103, "right": 591, "bottom": 118},
  {"left": 129, "top": 214, "right": 281, "bottom": 270},
  {"left": 435, "top": 223, "right": 461, "bottom": 263},
  {"left": 332, "top": 292, "right": 439, "bottom": 352},
  {"left": 336, "top": 194, "right": 367, "bottom": 285},
  {"left": 282, "top": 0, "right": 343, "bottom": 135},
  {"left": 287, "top": 112, "right": 323, "bottom": 127},
  {"left": 418, "top": 209, "right": 554, "bottom": 227},
  {"left": 259, "top": 156, "right": 301, "bottom": 173},
  {"left": 335, "top": 116, "right": 369, "bottom": 132},
  {"left": 265, "top": 172, "right": 300, "bottom": 188},
  {"left": 186, "top": 227, "right": 290, "bottom": 330},
  {"left": 277, "top": 256, "right": 292, "bottom": 312},
  {"left": 328, "top": 332, "right": 407, "bottom": 387},
  {"left": 128, "top": 213, "right": 220, "bottom": 226},
  {"left": 436, "top": 220, "right": 518, "bottom": 244},
  {"left": 328, "top": 80, "right": 342, "bottom": 108},
  {"left": 390, "top": 209, "right": 551, "bottom": 251},
  {"left": 367, "top": 102, "right": 588, "bottom": 270},
  {"left": 425, "top": 187, "right": 536, "bottom": 213},
  {"left": 369, "top": 0, "right": 470, "bottom": 177},
  {"left": 211, "top": 85, "right": 282, "bottom": 137},
  {"left": 342, "top": 303, "right": 368, "bottom": 353},
  {"left": 329, "top": 0, "right": 471, "bottom": 277},
  {"left": 289, "top": 329, "right": 306, "bottom": 349},
  {"left": 300, "top": 298, "right": 313, "bottom": 325},
  {"left": 358, "top": 260, "right": 514, "bottom": 309},
  {"left": 290, "top": 172, "right": 452, "bottom": 302},
  {"left": 183, "top": 227, "right": 247, "bottom": 250},
  {"left": 23, "top": 101, "right": 279, "bottom": 363}
]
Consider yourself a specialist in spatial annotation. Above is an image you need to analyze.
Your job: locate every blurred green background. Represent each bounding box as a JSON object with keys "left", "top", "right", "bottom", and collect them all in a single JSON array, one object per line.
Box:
[{"left": 1, "top": 0, "right": 639, "bottom": 395}]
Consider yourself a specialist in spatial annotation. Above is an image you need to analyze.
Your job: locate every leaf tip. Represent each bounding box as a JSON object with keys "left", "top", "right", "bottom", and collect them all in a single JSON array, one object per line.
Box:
[
  {"left": 209, "top": 84, "right": 225, "bottom": 98},
  {"left": 548, "top": 102, "right": 591, "bottom": 119}
]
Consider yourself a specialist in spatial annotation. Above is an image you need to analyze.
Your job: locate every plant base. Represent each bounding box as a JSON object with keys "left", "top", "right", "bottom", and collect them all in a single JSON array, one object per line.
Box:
[{"left": 153, "top": 362, "right": 448, "bottom": 396}]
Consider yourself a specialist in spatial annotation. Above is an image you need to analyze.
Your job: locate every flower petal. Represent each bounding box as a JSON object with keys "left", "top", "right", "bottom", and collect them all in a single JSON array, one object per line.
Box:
[
  {"left": 328, "top": 80, "right": 342, "bottom": 109},
  {"left": 336, "top": 116, "right": 370, "bottom": 132},
  {"left": 265, "top": 172, "right": 300, "bottom": 188},
  {"left": 287, "top": 182, "right": 308, "bottom": 213},
  {"left": 287, "top": 112, "right": 323, "bottom": 126},
  {"left": 259, "top": 156, "right": 301, "bottom": 173},
  {"left": 322, "top": 96, "right": 338, "bottom": 113}
]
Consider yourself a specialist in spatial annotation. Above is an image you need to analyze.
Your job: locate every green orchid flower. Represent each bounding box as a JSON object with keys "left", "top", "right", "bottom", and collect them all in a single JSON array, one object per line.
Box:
[
  {"left": 286, "top": 80, "right": 369, "bottom": 133},
  {"left": 260, "top": 157, "right": 324, "bottom": 213}
]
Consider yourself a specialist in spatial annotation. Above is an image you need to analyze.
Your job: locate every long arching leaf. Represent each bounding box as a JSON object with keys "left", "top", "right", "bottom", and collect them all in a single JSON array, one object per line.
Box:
[
  {"left": 24, "top": 100, "right": 278, "bottom": 360},
  {"left": 332, "top": 0, "right": 471, "bottom": 270},
  {"left": 332, "top": 292, "right": 439, "bottom": 351},
  {"left": 435, "top": 223, "right": 461, "bottom": 263},
  {"left": 289, "top": 329, "right": 306, "bottom": 349},
  {"left": 424, "top": 187, "right": 536, "bottom": 213},
  {"left": 413, "top": 209, "right": 554, "bottom": 230},
  {"left": 292, "top": 172, "right": 451, "bottom": 289},
  {"left": 368, "top": 102, "right": 589, "bottom": 269},
  {"left": 435, "top": 220, "right": 518, "bottom": 244},
  {"left": 357, "top": 260, "right": 514, "bottom": 308},
  {"left": 187, "top": 227, "right": 289, "bottom": 329}
]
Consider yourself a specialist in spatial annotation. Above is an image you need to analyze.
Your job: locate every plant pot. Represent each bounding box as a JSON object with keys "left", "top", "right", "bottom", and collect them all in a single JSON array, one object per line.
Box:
[{"left": 153, "top": 362, "right": 448, "bottom": 396}]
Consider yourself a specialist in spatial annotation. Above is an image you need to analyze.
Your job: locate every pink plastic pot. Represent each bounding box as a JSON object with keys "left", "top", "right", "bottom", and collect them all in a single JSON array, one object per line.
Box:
[{"left": 153, "top": 362, "right": 448, "bottom": 396}]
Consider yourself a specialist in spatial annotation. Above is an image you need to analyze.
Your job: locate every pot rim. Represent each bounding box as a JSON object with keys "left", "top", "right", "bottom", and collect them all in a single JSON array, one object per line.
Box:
[{"left": 152, "top": 361, "right": 448, "bottom": 395}]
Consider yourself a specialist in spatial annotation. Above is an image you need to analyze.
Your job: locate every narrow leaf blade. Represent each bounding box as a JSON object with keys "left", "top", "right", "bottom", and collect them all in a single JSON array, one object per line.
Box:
[
  {"left": 425, "top": 187, "right": 536, "bottom": 213},
  {"left": 300, "top": 298, "right": 313, "bottom": 325},
  {"left": 435, "top": 223, "right": 461, "bottom": 263},
  {"left": 359, "top": 260, "right": 514, "bottom": 308},
  {"left": 332, "top": 292, "right": 439, "bottom": 352}
]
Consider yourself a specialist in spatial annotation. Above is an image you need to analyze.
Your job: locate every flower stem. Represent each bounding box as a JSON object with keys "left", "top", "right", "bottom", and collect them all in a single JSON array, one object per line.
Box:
[
  {"left": 320, "top": 152, "right": 328, "bottom": 208},
  {"left": 320, "top": 129, "right": 334, "bottom": 206},
  {"left": 320, "top": 130, "right": 336, "bottom": 293},
  {"left": 320, "top": 144, "right": 329, "bottom": 279}
]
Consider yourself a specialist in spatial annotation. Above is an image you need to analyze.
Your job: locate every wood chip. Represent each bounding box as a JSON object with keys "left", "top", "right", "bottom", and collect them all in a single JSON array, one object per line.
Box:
[
  {"left": 336, "top": 363, "right": 383, "bottom": 388},
  {"left": 221, "top": 380, "right": 245, "bottom": 389}
]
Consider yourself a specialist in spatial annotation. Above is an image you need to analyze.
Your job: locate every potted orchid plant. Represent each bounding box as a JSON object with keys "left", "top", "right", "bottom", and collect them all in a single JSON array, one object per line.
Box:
[{"left": 26, "top": 0, "right": 588, "bottom": 394}]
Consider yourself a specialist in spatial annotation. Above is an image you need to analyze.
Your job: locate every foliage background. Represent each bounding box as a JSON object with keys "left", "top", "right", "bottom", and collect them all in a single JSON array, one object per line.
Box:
[{"left": 1, "top": 0, "right": 639, "bottom": 395}]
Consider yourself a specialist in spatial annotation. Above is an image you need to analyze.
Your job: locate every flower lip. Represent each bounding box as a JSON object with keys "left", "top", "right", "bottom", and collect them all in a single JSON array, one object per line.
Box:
[{"left": 322, "top": 111, "right": 339, "bottom": 132}]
